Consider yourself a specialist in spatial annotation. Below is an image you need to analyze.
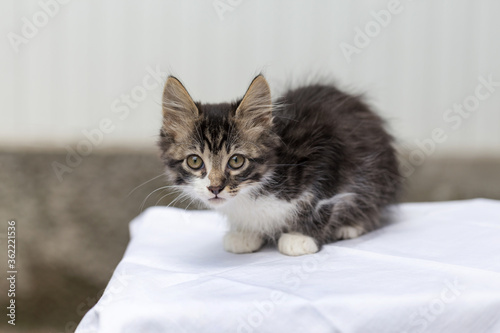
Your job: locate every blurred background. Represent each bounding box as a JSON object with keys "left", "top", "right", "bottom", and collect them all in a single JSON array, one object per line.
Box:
[{"left": 1, "top": 0, "right": 499, "bottom": 331}]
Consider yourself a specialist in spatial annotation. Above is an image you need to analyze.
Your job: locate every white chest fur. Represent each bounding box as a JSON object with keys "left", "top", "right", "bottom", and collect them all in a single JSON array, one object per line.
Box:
[{"left": 216, "top": 192, "right": 301, "bottom": 236}]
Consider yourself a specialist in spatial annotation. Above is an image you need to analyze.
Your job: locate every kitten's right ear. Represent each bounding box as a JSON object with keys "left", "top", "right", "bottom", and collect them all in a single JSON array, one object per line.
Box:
[
  {"left": 162, "top": 77, "right": 198, "bottom": 139},
  {"left": 235, "top": 75, "right": 273, "bottom": 129}
]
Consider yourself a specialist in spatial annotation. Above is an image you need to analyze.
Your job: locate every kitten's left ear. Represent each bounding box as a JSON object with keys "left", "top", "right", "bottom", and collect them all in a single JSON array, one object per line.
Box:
[
  {"left": 162, "top": 76, "right": 198, "bottom": 118},
  {"left": 235, "top": 75, "right": 273, "bottom": 128},
  {"left": 162, "top": 76, "right": 199, "bottom": 140}
]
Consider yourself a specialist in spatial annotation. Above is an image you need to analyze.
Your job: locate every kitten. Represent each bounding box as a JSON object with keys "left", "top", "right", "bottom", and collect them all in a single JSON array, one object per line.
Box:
[{"left": 158, "top": 75, "right": 401, "bottom": 256}]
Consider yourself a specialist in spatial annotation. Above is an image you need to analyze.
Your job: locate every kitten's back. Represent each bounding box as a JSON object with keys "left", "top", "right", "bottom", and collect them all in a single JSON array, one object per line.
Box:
[{"left": 268, "top": 84, "right": 400, "bottom": 238}]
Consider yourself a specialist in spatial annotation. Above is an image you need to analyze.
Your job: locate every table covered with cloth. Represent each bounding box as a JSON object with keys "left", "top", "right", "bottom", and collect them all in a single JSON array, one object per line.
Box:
[{"left": 77, "top": 199, "right": 500, "bottom": 333}]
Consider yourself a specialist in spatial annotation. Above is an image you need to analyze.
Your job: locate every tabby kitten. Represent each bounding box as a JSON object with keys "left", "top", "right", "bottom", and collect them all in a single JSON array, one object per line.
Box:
[{"left": 159, "top": 75, "right": 400, "bottom": 256}]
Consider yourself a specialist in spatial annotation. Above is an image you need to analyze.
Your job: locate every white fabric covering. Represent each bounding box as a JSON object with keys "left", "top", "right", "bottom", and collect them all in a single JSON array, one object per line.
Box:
[{"left": 77, "top": 199, "right": 500, "bottom": 333}]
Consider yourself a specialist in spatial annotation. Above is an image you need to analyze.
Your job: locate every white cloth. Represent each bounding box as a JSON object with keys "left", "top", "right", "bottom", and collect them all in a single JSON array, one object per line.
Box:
[{"left": 77, "top": 199, "right": 500, "bottom": 333}]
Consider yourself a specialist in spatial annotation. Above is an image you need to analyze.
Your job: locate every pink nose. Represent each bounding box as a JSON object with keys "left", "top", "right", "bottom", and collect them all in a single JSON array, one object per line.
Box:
[{"left": 207, "top": 186, "right": 224, "bottom": 195}]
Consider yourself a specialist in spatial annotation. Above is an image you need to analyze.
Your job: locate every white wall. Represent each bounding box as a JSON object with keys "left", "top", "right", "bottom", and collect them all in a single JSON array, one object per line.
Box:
[{"left": 2, "top": 0, "right": 500, "bottom": 154}]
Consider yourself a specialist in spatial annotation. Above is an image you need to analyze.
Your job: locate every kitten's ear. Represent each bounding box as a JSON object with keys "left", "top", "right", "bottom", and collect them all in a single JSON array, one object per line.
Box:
[
  {"left": 235, "top": 75, "right": 273, "bottom": 128},
  {"left": 162, "top": 76, "right": 198, "bottom": 117},
  {"left": 162, "top": 77, "right": 198, "bottom": 139}
]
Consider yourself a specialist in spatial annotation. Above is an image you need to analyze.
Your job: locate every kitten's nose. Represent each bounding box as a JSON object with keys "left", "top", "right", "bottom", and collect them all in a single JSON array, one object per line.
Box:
[{"left": 207, "top": 185, "right": 224, "bottom": 196}]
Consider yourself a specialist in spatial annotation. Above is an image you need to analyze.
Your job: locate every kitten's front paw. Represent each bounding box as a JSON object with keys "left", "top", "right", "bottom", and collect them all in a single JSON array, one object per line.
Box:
[
  {"left": 278, "top": 232, "right": 319, "bottom": 256},
  {"left": 224, "top": 232, "right": 264, "bottom": 254},
  {"left": 335, "top": 226, "right": 364, "bottom": 240}
]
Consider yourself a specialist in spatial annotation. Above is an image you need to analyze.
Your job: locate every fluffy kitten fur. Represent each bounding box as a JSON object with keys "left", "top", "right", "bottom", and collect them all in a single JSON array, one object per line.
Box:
[{"left": 158, "top": 75, "right": 401, "bottom": 256}]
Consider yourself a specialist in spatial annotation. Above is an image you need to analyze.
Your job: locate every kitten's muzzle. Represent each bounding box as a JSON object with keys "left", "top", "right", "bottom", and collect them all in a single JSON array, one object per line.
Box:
[{"left": 207, "top": 185, "right": 225, "bottom": 196}]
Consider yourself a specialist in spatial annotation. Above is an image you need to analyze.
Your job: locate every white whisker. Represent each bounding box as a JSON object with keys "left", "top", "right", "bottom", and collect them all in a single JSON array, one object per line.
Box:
[{"left": 127, "top": 173, "right": 166, "bottom": 198}]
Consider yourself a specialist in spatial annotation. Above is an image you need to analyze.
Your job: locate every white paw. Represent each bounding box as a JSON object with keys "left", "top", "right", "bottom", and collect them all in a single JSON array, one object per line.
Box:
[
  {"left": 223, "top": 232, "right": 264, "bottom": 254},
  {"left": 335, "top": 226, "right": 364, "bottom": 240},
  {"left": 278, "top": 232, "right": 319, "bottom": 256}
]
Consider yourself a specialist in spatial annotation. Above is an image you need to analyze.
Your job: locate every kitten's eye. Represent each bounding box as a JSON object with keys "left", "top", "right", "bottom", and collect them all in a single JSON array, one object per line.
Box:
[
  {"left": 228, "top": 154, "right": 245, "bottom": 169},
  {"left": 186, "top": 155, "right": 204, "bottom": 170}
]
